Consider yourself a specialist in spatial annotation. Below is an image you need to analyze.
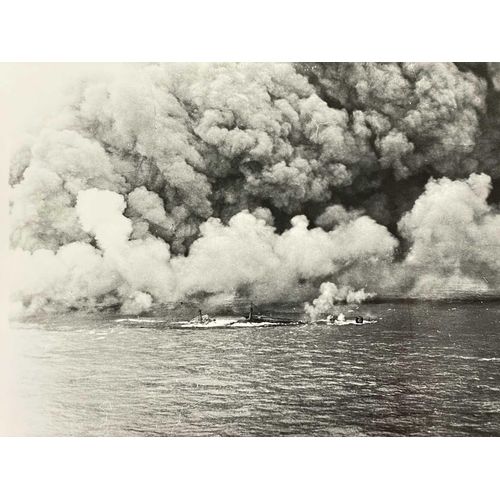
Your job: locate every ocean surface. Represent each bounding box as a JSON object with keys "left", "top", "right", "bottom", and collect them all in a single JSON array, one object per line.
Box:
[{"left": 8, "top": 301, "right": 500, "bottom": 436}]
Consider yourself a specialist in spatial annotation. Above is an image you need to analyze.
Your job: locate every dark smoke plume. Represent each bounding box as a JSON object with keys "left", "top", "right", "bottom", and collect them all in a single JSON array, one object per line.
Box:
[{"left": 8, "top": 63, "right": 500, "bottom": 316}]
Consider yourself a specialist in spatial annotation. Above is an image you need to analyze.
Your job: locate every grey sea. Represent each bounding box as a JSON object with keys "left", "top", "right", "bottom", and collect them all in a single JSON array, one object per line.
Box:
[{"left": 9, "top": 301, "right": 500, "bottom": 436}]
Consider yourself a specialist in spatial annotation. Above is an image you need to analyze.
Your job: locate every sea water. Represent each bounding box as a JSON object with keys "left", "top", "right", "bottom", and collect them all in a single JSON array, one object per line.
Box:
[{"left": 8, "top": 301, "right": 500, "bottom": 436}]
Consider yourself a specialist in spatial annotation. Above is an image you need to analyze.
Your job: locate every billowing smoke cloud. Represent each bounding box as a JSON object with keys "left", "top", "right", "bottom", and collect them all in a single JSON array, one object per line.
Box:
[
  {"left": 399, "top": 173, "right": 500, "bottom": 297},
  {"left": 297, "top": 63, "right": 486, "bottom": 179},
  {"left": 304, "top": 282, "right": 374, "bottom": 321},
  {"left": 8, "top": 192, "right": 397, "bottom": 314},
  {"left": 171, "top": 211, "right": 396, "bottom": 304},
  {"left": 8, "top": 63, "right": 500, "bottom": 316}
]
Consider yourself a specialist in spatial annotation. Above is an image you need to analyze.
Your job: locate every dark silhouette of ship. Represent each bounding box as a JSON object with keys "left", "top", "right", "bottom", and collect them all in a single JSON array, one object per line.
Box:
[
  {"left": 186, "top": 302, "right": 303, "bottom": 327},
  {"left": 242, "top": 303, "right": 303, "bottom": 325}
]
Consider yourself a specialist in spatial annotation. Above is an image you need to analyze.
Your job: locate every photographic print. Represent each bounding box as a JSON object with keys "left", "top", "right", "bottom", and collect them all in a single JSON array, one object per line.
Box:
[{"left": 4, "top": 62, "right": 500, "bottom": 437}]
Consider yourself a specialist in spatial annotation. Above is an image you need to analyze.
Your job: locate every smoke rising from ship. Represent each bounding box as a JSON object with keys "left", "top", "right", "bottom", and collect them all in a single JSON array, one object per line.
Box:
[
  {"left": 8, "top": 63, "right": 500, "bottom": 316},
  {"left": 304, "top": 282, "right": 374, "bottom": 321}
]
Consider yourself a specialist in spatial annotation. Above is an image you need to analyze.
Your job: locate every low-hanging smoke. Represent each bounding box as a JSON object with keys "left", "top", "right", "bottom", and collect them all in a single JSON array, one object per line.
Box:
[
  {"left": 304, "top": 282, "right": 374, "bottom": 321},
  {"left": 8, "top": 63, "right": 500, "bottom": 316},
  {"left": 398, "top": 173, "right": 500, "bottom": 297}
]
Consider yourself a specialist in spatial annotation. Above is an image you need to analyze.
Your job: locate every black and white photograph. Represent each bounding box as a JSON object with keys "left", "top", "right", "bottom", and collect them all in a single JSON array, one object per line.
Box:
[
  {"left": 1, "top": 5, "right": 499, "bottom": 496},
  {"left": 4, "top": 60, "right": 500, "bottom": 438}
]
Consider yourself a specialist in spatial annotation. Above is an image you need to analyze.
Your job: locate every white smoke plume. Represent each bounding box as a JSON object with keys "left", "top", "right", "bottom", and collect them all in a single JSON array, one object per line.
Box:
[
  {"left": 121, "top": 292, "right": 154, "bottom": 315},
  {"left": 8, "top": 194, "right": 397, "bottom": 315},
  {"left": 399, "top": 173, "right": 500, "bottom": 298},
  {"left": 8, "top": 63, "right": 500, "bottom": 316},
  {"left": 304, "top": 282, "right": 374, "bottom": 321},
  {"left": 171, "top": 210, "right": 397, "bottom": 304}
]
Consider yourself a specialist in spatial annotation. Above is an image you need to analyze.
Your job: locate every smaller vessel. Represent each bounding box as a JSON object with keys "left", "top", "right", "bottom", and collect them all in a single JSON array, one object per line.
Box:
[
  {"left": 239, "top": 303, "right": 303, "bottom": 325},
  {"left": 181, "top": 309, "right": 239, "bottom": 328},
  {"left": 326, "top": 313, "right": 377, "bottom": 326},
  {"left": 178, "top": 303, "right": 303, "bottom": 328},
  {"left": 189, "top": 309, "right": 216, "bottom": 325}
]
